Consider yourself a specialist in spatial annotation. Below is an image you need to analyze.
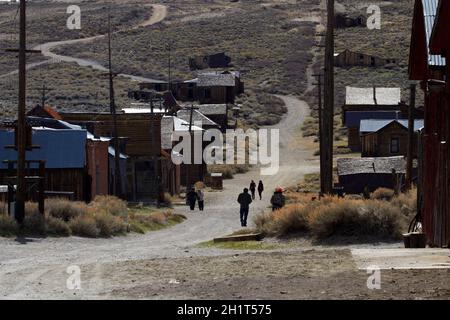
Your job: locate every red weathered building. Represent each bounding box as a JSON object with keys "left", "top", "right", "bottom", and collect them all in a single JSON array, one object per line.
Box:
[{"left": 409, "top": 0, "right": 449, "bottom": 247}]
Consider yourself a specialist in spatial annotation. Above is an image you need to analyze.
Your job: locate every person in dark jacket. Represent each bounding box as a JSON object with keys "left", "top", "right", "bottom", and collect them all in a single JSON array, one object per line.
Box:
[
  {"left": 270, "top": 187, "right": 286, "bottom": 211},
  {"left": 237, "top": 188, "right": 253, "bottom": 227},
  {"left": 249, "top": 180, "right": 256, "bottom": 200},
  {"left": 186, "top": 187, "right": 198, "bottom": 211},
  {"left": 257, "top": 180, "right": 264, "bottom": 200}
]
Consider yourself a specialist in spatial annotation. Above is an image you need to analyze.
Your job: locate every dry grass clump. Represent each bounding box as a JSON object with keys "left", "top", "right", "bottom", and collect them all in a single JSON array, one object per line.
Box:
[
  {"left": 46, "top": 216, "right": 71, "bottom": 237},
  {"left": 0, "top": 214, "right": 18, "bottom": 237},
  {"left": 255, "top": 195, "right": 407, "bottom": 241},
  {"left": 0, "top": 196, "right": 185, "bottom": 238},
  {"left": 307, "top": 198, "right": 403, "bottom": 239},
  {"left": 90, "top": 195, "right": 128, "bottom": 217},
  {"left": 371, "top": 188, "right": 395, "bottom": 201},
  {"left": 46, "top": 198, "right": 87, "bottom": 221},
  {"left": 91, "top": 212, "right": 128, "bottom": 238},
  {"left": 163, "top": 193, "right": 174, "bottom": 207},
  {"left": 129, "top": 210, "right": 186, "bottom": 234},
  {"left": 69, "top": 215, "right": 100, "bottom": 238},
  {"left": 391, "top": 187, "right": 417, "bottom": 219},
  {"left": 24, "top": 207, "right": 46, "bottom": 236}
]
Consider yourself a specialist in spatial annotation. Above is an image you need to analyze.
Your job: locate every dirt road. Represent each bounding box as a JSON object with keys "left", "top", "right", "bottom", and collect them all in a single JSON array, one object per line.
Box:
[
  {"left": 0, "top": 94, "right": 320, "bottom": 299},
  {"left": 0, "top": 4, "right": 167, "bottom": 82}
]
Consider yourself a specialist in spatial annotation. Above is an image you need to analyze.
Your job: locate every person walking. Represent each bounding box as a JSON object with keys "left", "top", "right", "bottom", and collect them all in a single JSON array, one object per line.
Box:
[
  {"left": 257, "top": 180, "right": 264, "bottom": 200},
  {"left": 270, "top": 187, "right": 286, "bottom": 211},
  {"left": 249, "top": 180, "right": 256, "bottom": 200},
  {"left": 237, "top": 188, "right": 253, "bottom": 227},
  {"left": 197, "top": 189, "right": 205, "bottom": 211},
  {"left": 186, "top": 187, "right": 198, "bottom": 211}
]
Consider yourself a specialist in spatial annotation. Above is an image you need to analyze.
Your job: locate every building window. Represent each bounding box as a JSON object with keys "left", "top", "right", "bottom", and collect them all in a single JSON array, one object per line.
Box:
[{"left": 390, "top": 138, "right": 400, "bottom": 154}]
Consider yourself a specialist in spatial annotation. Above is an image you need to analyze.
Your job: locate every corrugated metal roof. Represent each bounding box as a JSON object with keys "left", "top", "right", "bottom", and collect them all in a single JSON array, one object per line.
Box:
[
  {"left": 177, "top": 109, "right": 220, "bottom": 128},
  {"left": 360, "top": 119, "right": 425, "bottom": 133},
  {"left": 160, "top": 116, "right": 203, "bottom": 150},
  {"left": 337, "top": 156, "right": 406, "bottom": 176},
  {"left": 0, "top": 129, "right": 86, "bottom": 169},
  {"left": 345, "top": 111, "right": 401, "bottom": 127},
  {"left": 345, "top": 87, "right": 402, "bottom": 105},
  {"left": 423, "top": 0, "right": 446, "bottom": 66}
]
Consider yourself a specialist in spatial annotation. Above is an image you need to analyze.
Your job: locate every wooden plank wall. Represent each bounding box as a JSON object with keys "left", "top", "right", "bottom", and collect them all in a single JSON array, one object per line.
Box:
[{"left": 62, "top": 114, "right": 163, "bottom": 158}]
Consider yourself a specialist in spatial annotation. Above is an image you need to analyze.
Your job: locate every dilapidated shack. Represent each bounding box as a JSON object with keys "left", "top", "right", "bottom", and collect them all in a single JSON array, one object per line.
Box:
[{"left": 337, "top": 156, "right": 406, "bottom": 194}]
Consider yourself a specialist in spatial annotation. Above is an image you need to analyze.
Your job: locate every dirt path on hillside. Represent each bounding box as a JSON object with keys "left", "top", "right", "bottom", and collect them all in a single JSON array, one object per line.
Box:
[
  {"left": 0, "top": 95, "right": 319, "bottom": 299},
  {"left": 0, "top": 4, "right": 167, "bottom": 81}
]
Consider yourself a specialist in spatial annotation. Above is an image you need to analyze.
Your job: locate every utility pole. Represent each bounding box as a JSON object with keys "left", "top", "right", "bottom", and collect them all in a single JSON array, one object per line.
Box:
[
  {"left": 40, "top": 84, "right": 48, "bottom": 107},
  {"left": 323, "top": 0, "right": 335, "bottom": 194},
  {"left": 33, "top": 84, "right": 52, "bottom": 107},
  {"left": 149, "top": 99, "right": 164, "bottom": 206},
  {"left": 182, "top": 105, "right": 200, "bottom": 188},
  {"left": 4, "top": 0, "right": 41, "bottom": 224},
  {"left": 16, "top": 0, "right": 27, "bottom": 224},
  {"left": 406, "top": 83, "right": 416, "bottom": 190},
  {"left": 167, "top": 43, "right": 172, "bottom": 94},
  {"left": 108, "top": 12, "right": 122, "bottom": 199},
  {"left": 313, "top": 73, "right": 325, "bottom": 194}
]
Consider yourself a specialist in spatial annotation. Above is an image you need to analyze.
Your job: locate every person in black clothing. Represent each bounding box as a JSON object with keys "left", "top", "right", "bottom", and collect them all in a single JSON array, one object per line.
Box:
[
  {"left": 249, "top": 180, "right": 256, "bottom": 200},
  {"left": 270, "top": 187, "right": 286, "bottom": 211},
  {"left": 186, "top": 187, "right": 198, "bottom": 211},
  {"left": 237, "top": 188, "right": 253, "bottom": 227},
  {"left": 257, "top": 180, "right": 264, "bottom": 200}
]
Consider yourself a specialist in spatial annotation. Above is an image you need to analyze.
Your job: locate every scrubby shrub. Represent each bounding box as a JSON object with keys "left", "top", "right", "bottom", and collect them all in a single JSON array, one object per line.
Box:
[
  {"left": 0, "top": 214, "right": 18, "bottom": 237},
  {"left": 255, "top": 196, "right": 405, "bottom": 241},
  {"left": 93, "top": 212, "right": 127, "bottom": 237},
  {"left": 69, "top": 215, "right": 100, "bottom": 238},
  {"left": 254, "top": 212, "right": 277, "bottom": 236},
  {"left": 46, "top": 198, "right": 87, "bottom": 221},
  {"left": 25, "top": 202, "right": 40, "bottom": 216},
  {"left": 24, "top": 211, "right": 46, "bottom": 236},
  {"left": 274, "top": 204, "right": 310, "bottom": 235},
  {"left": 221, "top": 167, "right": 234, "bottom": 179},
  {"left": 391, "top": 187, "right": 417, "bottom": 219},
  {"left": 0, "top": 202, "right": 8, "bottom": 215},
  {"left": 371, "top": 188, "right": 395, "bottom": 201},
  {"left": 308, "top": 199, "right": 403, "bottom": 239},
  {"left": 163, "top": 193, "right": 173, "bottom": 207},
  {"left": 91, "top": 196, "right": 128, "bottom": 217},
  {"left": 46, "top": 216, "right": 71, "bottom": 237},
  {"left": 129, "top": 211, "right": 186, "bottom": 232}
]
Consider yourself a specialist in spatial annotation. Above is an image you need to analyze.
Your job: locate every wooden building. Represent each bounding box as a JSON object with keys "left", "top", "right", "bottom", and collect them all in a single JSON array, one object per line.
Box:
[
  {"left": 0, "top": 128, "right": 89, "bottom": 201},
  {"left": 337, "top": 156, "right": 406, "bottom": 194},
  {"left": 342, "top": 86, "right": 410, "bottom": 150},
  {"left": 189, "top": 52, "right": 231, "bottom": 70},
  {"left": 196, "top": 104, "right": 229, "bottom": 132},
  {"left": 61, "top": 112, "right": 165, "bottom": 202},
  {"left": 161, "top": 115, "right": 205, "bottom": 188},
  {"left": 197, "top": 72, "right": 237, "bottom": 104},
  {"left": 334, "top": 49, "right": 397, "bottom": 68},
  {"left": 360, "top": 119, "right": 424, "bottom": 157},
  {"left": 334, "top": 13, "right": 366, "bottom": 28},
  {"left": 410, "top": 0, "right": 449, "bottom": 247},
  {"left": 138, "top": 80, "right": 170, "bottom": 93}
]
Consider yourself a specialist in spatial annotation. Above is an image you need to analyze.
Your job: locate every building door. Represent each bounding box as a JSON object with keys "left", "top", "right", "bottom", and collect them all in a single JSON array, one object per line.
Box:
[{"left": 135, "top": 161, "right": 156, "bottom": 200}]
